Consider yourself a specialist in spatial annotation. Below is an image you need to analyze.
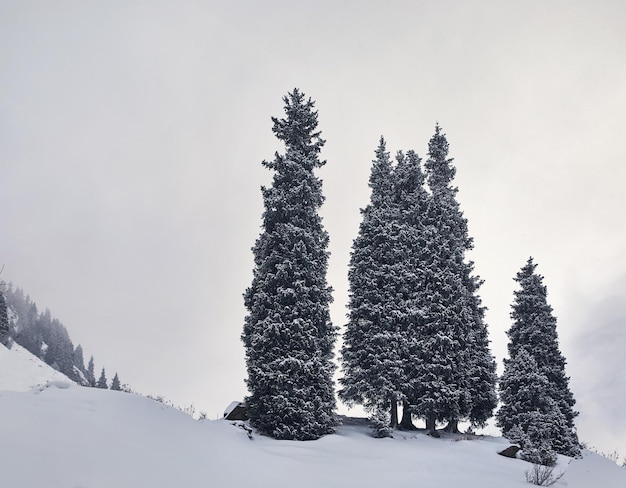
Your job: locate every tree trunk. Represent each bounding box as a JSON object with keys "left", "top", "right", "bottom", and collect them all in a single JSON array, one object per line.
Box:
[
  {"left": 426, "top": 416, "right": 439, "bottom": 437},
  {"left": 399, "top": 400, "right": 416, "bottom": 430},
  {"left": 443, "top": 419, "right": 460, "bottom": 433},
  {"left": 389, "top": 396, "right": 398, "bottom": 429}
]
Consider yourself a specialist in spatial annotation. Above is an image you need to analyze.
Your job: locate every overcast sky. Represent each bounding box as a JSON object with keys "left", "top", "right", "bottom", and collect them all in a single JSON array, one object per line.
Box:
[{"left": 2, "top": 1, "right": 625, "bottom": 456}]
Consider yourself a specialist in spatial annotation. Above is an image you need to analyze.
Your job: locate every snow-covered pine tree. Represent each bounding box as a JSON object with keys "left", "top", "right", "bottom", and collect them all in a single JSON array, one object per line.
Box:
[
  {"left": 463, "top": 272, "right": 498, "bottom": 428},
  {"left": 242, "top": 89, "right": 337, "bottom": 440},
  {"left": 15, "top": 302, "right": 42, "bottom": 357},
  {"left": 411, "top": 124, "right": 496, "bottom": 434},
  {"left": 436, "top": 126, "right": 498, "bottom": 431},
  {"left": 504, "top": 258, "right": 580, "bottom": 456},
  {"left": 96, "top": 368, "right": 108, "bottom": 389},
  {"left": 110, "top": 373, "right": 121, "bottom": 391},
  {"left": 87, "top": 356, "right": 96, "bottom": 387},
  {"left": 339, "top": 138, "right": 405, "bottom": 428},
  {"left": 43, "top": 315, "right": 76, "bottom": 380},
  {"left": 0, "top": 289, "right": 9, "bottom": 346},
  {"left": 496, "top": 348, "right": 571, "bottom": 465},
  {"left": 73, "top": 344, "right": 86, "bottom": 382},
  {"left": 391, "top": 149, "right": 437, "bottom": 430}
]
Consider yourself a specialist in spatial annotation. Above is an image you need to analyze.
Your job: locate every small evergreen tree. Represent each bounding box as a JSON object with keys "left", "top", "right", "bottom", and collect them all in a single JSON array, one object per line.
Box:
[
  {"left": 369, "top": 407, "right": 393, "bottom": 438},
  {"left": 96, "top": 368, "right": 108, "bottom": 389},
  {"left": 0, "top": 289, "right": 9, "bottom": 346},
  {"left": 110, "top": 373, "right": 121, "bottom": 391},
  {"left": 497, "top": 349, "right": 563, "bottom": 465},
  {"left": 242, "top": 89, "right": 337, "bottom": 440},
  {"left": 73, "top": 344, "right": 86, "bottom": 383},
  {"left": 87, "top": 356, "right": 96, "bottom": 387},
  {"left": 500, "top": 258, "right": 580, "bottom": 457}
]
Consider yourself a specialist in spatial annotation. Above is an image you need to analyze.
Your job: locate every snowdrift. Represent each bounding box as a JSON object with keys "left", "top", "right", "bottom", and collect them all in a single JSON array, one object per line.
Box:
[
  {"left": 1, "top": 344, "right": 624, "bottom": 487},
  {"left": 0, "top": 343, "right": 74, "bottom": 391},
  {"left": 0, "top": 383, "right": 624, "bottom": 487}
]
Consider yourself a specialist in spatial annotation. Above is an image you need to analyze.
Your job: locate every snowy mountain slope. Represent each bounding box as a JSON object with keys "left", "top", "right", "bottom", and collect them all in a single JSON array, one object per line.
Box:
[
  {"left": 0, "top": 382, "right": 624, "bottom": 488},
  {"left": 0, "top": 343, "right": 74, "bottom": 391}
]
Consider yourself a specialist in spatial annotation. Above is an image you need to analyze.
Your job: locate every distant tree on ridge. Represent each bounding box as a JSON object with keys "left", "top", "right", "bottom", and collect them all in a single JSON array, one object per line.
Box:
[
  {"left": 110, "top": 373, "right": 121, "bottom": 391},
  {"left": 87, "top": 356, "right": 96, "bottom": 387},
  {"left": 96, "top": 368, "right": 108, "bottom": 389},
  {"left": 0, "top": 288, "right": 9, "bottom": 346}
]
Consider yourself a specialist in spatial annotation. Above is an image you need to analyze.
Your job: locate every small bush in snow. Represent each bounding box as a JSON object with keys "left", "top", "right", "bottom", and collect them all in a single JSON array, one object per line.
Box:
[
  {"left": 521, "top": 442, "right": 558, "bottom": 467},
  {"left": 370, "top": 409, "right": 393, "bottom": 438},
  {"left": 453, "top": 434, "right": 478, "bottom": 442},
  {"left": 505, "top": 424, "right": 527, "bottom": 445},
  {"left": 525, "top": 464, "right": 564, "bottom": 486}
]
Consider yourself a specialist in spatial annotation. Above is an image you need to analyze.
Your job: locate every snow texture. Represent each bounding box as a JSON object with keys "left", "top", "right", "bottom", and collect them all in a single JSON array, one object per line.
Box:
[
  {"left": 1, "top": 343, "right": 624, "bottom": 487},
  {"left": 0, "top": 343, "right": 74, "bottom": 391}
]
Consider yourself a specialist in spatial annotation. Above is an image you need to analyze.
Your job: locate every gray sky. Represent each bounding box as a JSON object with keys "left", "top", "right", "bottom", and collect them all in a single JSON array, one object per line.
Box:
[{"left": 2, "top": 1, "right": 625, "bottom": 455}]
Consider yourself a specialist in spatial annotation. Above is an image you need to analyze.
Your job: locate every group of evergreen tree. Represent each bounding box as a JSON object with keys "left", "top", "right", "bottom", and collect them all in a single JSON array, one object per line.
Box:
[
  {"left": 242, "top": 88, "right": 580, "bottom": 458},
  {"left": 1, "top": 284, "right": 122, "bottom": 391},
  {"left": 92, "top": 366, "right": 121, "bottom": 390},
  {"left": 340, "top": 128, "right": 498, "bottom": 436}
]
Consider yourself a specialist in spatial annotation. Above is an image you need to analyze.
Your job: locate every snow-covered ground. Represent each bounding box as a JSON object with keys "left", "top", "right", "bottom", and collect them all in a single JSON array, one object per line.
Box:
[
  {"left": 0, "top": 342, "right": 74, "bottom": 391},
  {"left": 1, "top": 344, "right": 624, "bottom": 488}
]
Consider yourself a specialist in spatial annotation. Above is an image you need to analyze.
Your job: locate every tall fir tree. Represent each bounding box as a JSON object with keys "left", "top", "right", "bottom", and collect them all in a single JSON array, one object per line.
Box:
[
  {"left": 339, "top": 138, "right": 406, "bottom": 427},
  {"left": 391, "top": 149, "right": 437, "bottom": 430},
  {"left": 341, "top": 129, "right": 496, "bottom": 434},
  {"left": 242, "top": 89, "right": 337, "bottom": 440},
  {"left": 499, "top": 258, "right": 580, "bottom": 456},
  {"left": 87, "top": 356, "right": 96, "bottom": 387},
  {"left": 408, "top": 125, "right": 496, "bottom": 434}
]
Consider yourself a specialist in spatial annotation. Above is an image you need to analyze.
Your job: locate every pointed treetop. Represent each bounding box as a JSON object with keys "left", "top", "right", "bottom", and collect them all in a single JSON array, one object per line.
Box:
[
  {"left": 111, "top": 372, "right": 121, "bottom": 391},
  {"left": 517, "top": 257, "right": 538, "bottom": 279},
  {"left": 426, "top": 123, "right": 457, "bottom": 192},
  {"left": 395, "top": 149, "right": 425, "bottom": 196},
  {"left": 368, "top": 136, "right": 393, "bottom": 203},
  {"left": 513, "top": 257, "right": 549, "bottom": 298},
  {"left": 271, "top": 88, "right": 325, "bottom": 159},
  {"left": 96, "top": 367, "right": 108, "bottom": 389}
]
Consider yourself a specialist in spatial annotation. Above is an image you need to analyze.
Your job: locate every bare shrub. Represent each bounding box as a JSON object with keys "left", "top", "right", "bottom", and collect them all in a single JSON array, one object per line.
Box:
[
  {"left": 453, "top": 434, "right": 477, "bottom": 442},
  {"left": 525, "top": 464, "right": 565, "bottom": 486}
]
